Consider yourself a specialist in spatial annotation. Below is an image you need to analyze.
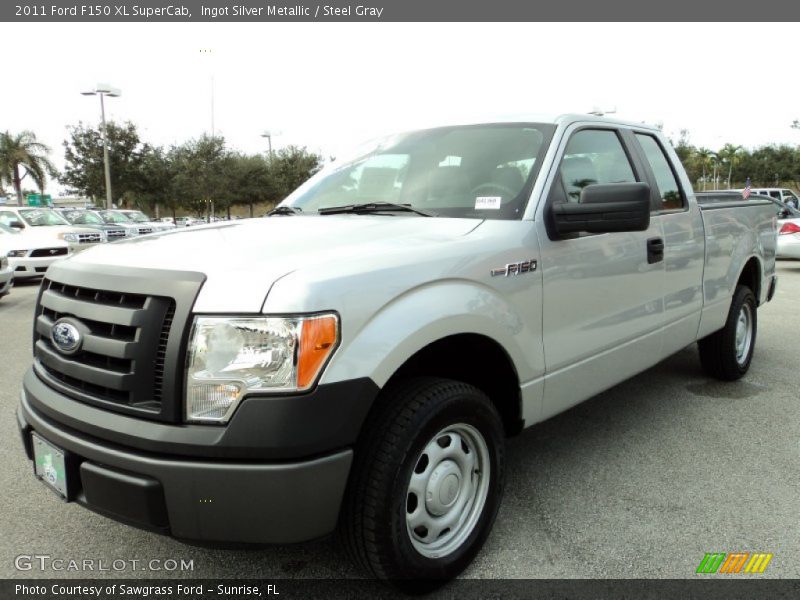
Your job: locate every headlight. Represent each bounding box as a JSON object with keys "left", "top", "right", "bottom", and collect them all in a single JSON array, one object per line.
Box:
[
  {"left": 0, "top": 256, "right": 7, "bottom": 269},
  {"left": 7, "top": 250, "right": 27, "bottom": 257},
  {"left": 60, "top": 232, "right": 79, "bottom": 242},
  {"left": 99, "top": 231, "right": 108, "bottom": 242},
  {"left": 126, "top": 227, "right": 138, "bottom": 237},
  {"left": 185, "top": 314, "right": 339, "bottom": 423}
]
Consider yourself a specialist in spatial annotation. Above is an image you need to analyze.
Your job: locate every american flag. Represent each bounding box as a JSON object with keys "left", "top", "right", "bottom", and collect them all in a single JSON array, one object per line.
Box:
[{"left": 743, "top": 178, "right": 751, "bottom": 199}]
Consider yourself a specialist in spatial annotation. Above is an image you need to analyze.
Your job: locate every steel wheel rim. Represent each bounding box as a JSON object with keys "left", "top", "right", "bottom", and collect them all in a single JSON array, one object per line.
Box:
[
  {"left": 735, "top": 303, "right": 753, "bottom": 365},
  {"left": 405, "top": 423, "right": 490, "bottom": 559}
]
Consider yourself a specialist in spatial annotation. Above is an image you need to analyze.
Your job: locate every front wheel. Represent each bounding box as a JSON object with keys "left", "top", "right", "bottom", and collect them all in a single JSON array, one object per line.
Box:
[
  {"left": 339, "top": 377, "right": 505, "bottom": 586},
  {"left": 698, "top": 285, "right": 757, "bottom": 380}
]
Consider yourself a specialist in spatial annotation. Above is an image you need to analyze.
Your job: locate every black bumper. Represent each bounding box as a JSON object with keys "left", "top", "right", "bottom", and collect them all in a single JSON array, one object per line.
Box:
[{"left": 18, "top": 369, "right": 380, "bottom": 543}]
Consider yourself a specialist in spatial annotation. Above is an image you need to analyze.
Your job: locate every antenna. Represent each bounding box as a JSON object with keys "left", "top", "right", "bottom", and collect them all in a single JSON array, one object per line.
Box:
[{"left": 588, "top": 106, "right": 617, "bottom": 117}]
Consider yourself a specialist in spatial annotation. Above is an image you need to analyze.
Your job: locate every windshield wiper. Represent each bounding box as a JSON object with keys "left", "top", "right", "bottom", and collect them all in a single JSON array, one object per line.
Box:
[
  {"left": 318, "top": 202, "right": 437, "bottom": 217},
  {"left": 268, "top": 205, "right": 302, "bottom": 216}
]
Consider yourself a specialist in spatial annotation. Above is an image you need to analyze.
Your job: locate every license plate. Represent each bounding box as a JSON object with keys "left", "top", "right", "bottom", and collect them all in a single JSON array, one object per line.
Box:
[{"left": 32, "top": 433, "right": 68, "bottom": 498}]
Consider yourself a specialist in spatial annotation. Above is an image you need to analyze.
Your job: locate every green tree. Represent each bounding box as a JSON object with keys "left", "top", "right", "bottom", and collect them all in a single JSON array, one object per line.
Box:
[
  {"left": 168, "top": 135, "right": 231, "bottom": 219},
  {"left": 61, "top": 121, "right": 146, "bottom": 205},
  {"left": 694, "top": 148, "right": 716, "bottom": 190},
  {"left": 0, "top": 130, "right": 56, "bottom": 205},
  {"left": 225, "top": 154, "right": 280, "bottom": 217},
  {"left": 131, "top": 146, "right": 176, "bottom": 218},
  {"left": 270, "top": 145, "right": 323, "bottom": 200},
  {"left": 716, "top": 143, "right": 743, "bottom": 189}
]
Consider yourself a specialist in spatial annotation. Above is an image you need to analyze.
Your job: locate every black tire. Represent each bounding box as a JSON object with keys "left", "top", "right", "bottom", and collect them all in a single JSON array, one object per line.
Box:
[
  {"left": 338, "top": 377, "right": 505, "bottom": 588},
  {"left": 698, "top": 285, "right": 757, "bottom": 380}
]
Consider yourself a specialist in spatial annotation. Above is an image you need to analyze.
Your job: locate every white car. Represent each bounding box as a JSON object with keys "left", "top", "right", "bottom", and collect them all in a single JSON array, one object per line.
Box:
[
  {"left": 0, "top": 206, "right": 105, "bottom": 253},
  {"left": 778, "top": 212, "right": 800, "bottom": 259},
  {"left": 119, "top": 209, "right": 175, "bottom": 231},
  {"left": 0, "top": 222, "right": 71, "bottom": 279},
  {"left": 0, "top": 250, "right": 12, "bottom": 299}
]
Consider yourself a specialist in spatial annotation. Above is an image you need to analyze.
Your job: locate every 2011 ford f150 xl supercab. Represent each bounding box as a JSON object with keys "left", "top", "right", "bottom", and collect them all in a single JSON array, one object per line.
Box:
[{"left": 18, "top": 114, "right": 777, "bottom": 584}]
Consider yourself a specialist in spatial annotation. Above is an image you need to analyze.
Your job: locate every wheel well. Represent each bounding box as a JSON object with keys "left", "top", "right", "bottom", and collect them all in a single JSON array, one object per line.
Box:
[
  {"left": 387, "top": 334, "right": 523, "bottom": 436},
  {"left": 738, "top": 257, "right": 761, "bottom": 303}
]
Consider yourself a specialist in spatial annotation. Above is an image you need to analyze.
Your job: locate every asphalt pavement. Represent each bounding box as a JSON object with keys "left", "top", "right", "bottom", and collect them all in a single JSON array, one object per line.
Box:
[{"left": 1, "top": 264, "right": 798, "bottom": 581}]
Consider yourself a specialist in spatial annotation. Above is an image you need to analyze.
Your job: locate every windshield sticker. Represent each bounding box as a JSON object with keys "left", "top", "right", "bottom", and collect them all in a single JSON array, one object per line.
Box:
[{"left": 475, "top": 196, "right": 502, "bottom": 210}]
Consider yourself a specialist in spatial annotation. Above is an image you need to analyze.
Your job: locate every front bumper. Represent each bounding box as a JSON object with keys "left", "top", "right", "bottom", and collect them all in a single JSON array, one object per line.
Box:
[
  {"left": 17, "top": 369, "right": 378, "bottom": 543},
  {"left": 19, "top": 391, "right": 352, "bottom": 543},
  {"left": 10, "top": 255, "right": 69, "bottom": 279}
]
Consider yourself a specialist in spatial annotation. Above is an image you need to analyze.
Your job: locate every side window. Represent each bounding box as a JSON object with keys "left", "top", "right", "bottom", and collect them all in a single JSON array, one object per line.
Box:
[
  {"left": 635, "top": 134, "right": 684, "bottom": 210},
  {"left": 554, "top": 129, "right": 636, "bottom": 204},
  {"left": 0, "top": 211, "right": 17, "bottom": 227}
]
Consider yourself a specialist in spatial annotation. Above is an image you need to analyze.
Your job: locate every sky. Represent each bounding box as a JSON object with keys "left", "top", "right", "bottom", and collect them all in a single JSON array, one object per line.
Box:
[{"left": 1, "top": 22, "right": 799, "bottom": 195}]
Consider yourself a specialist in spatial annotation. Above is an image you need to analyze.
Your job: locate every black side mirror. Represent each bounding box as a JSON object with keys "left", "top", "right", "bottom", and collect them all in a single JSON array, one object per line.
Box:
[
  {"left": 551, "top": 182, "right": 651, "bottom": 235},
  {"left": 9, "top": 220, "right": 24, "bottom": 229}
]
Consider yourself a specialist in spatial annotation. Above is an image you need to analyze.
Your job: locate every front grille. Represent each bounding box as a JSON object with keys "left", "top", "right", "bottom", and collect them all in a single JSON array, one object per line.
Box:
[
  {"left": 30, "top": 247, "right": 68, "bottom": 258},
  {"left": 34, "top": 278, "right": 177, "bottom": 419},
  {"left": 137, "top": 227, "right": 154, "bottom": 235},
  {"left": 106, "top": 228, "right": 127, "bottom": 239},
  {"left": 77, "top": 233, "right": 103, "bottom": 244}
]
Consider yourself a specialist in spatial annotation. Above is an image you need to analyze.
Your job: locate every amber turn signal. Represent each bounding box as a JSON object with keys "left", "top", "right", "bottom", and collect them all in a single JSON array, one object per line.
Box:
[{"left": 297, "top": 315, "right": 339, "bottom": 389}]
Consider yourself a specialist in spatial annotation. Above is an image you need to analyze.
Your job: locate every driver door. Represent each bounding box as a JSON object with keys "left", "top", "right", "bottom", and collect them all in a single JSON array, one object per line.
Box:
[{"left": 536, "top": 126, "right": 666, "bottom": 420}]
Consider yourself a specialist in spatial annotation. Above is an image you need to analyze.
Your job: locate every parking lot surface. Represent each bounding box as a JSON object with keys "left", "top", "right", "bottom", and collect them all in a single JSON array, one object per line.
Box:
[{"left": 1, "top": 264, "right": 799, "bottom": 580}]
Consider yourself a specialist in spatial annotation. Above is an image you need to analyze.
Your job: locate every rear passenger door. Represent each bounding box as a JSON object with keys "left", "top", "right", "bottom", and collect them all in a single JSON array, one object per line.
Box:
[
  {"left": 537, "top": 126, "right": 666, "bottom": 420},
  {"left": 629, "top": 131, "right": 705, "bottom": 355}
]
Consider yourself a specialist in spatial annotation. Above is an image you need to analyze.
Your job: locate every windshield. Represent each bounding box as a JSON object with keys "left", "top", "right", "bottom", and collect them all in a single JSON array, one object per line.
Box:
[
  {"left": 65, "top": 211, "right": 104, "bottom": 225},
  {"left": 285, "top": 123, "right": 555, "bottom": 220},
  {"left": 100, "top": 211, "right": 132, "bottom": 224},
  {"left": 125, "top": 211, "right": 150, "bottom": 223},
  {"left": 18, "top": 209, "right": 70, "bottom": 226}
]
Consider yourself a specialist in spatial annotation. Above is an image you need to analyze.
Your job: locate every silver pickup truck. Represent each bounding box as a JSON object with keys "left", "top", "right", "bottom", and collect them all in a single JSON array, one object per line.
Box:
[{"left": 17, "top": 114, "right": 777, "bottom": 585}]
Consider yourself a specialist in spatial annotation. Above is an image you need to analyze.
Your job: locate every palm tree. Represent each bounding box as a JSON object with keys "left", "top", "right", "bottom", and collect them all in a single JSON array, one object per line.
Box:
[
  {"left": 0, "top": 130, "right": 56, "bottom": 205},
  {"left": 717, "top": 143, "right": 743, "bottom": 189},
  {"left": 694, "top": 148, "right": 716, "bottom": 190}
]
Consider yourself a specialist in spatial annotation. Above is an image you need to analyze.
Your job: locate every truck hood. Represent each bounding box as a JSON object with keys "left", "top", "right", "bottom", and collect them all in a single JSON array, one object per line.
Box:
[{"left": 68, "top": 216, "right": 481, "bottom": 312}]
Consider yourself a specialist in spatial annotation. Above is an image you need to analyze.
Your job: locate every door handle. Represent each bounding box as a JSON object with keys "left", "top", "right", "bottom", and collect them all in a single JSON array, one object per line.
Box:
[{"left": 647, "top": 237, "right": 664, "bottom": 264}]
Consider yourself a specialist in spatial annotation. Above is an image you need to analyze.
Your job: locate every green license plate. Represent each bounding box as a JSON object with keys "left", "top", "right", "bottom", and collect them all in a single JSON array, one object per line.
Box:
[{"left": 32, "top": 433, "right": 68, "bottom": 498}]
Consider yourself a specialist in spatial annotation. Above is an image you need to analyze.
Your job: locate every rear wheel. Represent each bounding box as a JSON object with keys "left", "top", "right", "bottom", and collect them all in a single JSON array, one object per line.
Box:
[
  {"left": 339, "top": 377, "right": 505, "bottom": 587},
  {"left": 698, "top": 285, "right": 757, "bottom": 380}
]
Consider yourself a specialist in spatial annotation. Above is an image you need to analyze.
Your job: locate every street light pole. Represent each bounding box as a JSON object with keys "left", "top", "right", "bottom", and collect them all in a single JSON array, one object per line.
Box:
[
  {"left": 82, "top": 84, "right": 121, "bottom": 209},
  {"left": 99, "top": 93, "right": 113, "bottom": 209},
  {"left": 261, "top": 131, "right": 273, "bottom": 161}
]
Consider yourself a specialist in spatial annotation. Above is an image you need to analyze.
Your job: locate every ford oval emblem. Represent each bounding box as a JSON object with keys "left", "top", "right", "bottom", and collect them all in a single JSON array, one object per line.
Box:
[{"left": 51, "top": 320, "right": 82, "bottom": 355}]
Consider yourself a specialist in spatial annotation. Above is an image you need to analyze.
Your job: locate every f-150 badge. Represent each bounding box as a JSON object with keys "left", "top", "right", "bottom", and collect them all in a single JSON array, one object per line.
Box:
[{"left": 491, "top": 260, "right": 537, "bottom": 277}]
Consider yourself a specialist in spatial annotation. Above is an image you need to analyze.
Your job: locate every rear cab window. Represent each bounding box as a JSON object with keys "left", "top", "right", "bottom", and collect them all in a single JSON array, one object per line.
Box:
[{"left": 634, "top": 134, "right": 685, "bottom": 211}]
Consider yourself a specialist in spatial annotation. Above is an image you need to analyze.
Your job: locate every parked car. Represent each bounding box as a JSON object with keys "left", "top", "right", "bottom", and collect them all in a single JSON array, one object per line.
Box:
[
  {"left": 0, "top": 250, "right": 12, "bottom": 299},
  {"left": 17, "top": 115, "right": 777, "bottom": 585},
  {"left": 728, "top": 187, "right": 800, "bottom": 209},
  {"left": 0, "top": 222, "right": 71, "bottom": 280},
  {"left": 0, "top": 206, "right": 104, "bottom": 253},
  {"left": 61, "top": 209, "right": 130, "bottom": 242},
  {"left": 118, "top": 209, "right": 175, "bottom": 231},
  {"left": 97, "top": 210, "right": 156, "bottom": 236},
  {"left": 174, "top": 216, "right": 203, "bottom": 227}
]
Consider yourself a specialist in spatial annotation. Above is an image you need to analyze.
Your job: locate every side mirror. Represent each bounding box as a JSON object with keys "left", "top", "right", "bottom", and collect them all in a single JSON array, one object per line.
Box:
[
  {"left": 551, "top": 182, "right": 651, "bottom": 235},
  {"left": 9, "top": 220, "right": 24, "bottom": 229}
]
